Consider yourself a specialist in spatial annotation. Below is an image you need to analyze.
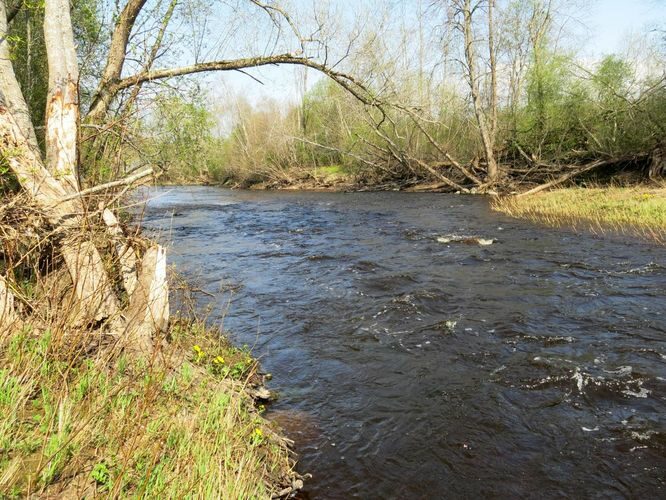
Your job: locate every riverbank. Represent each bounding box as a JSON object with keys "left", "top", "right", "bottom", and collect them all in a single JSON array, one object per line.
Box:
[
  {"left": 491, "top": 185, "right": 666, "bottom": 243},
  {"left": 0, "top": 315, "right": 300, "bottom": 497},
  {"left": 159, "top": 172, "right": 666, "bottom": 242},
  {"left": 0, "top": 195, "right": 300, "bottom": 498},
  {"left": 247, "top": 178, "right": 666, "bottom": 243}
]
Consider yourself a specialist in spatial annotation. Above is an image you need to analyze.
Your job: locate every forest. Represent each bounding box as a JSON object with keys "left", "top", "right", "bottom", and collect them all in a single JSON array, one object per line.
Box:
[{"left": 3, "top": 0, "right": 665, "bottom": 193}]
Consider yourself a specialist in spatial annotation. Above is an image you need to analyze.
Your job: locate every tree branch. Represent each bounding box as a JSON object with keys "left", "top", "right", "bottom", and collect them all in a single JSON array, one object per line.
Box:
[
  {"left": 109, "top": 53, "right": 377, "bottom": 106},
  {"left": 249, "top": 0, "right": 306, "bottom": 53},
  {"left": 56, "top": 166, "right": 157, "bottom": 204},
  {"left": 516, "top": 160, "right": 606, "bottom": 197}
]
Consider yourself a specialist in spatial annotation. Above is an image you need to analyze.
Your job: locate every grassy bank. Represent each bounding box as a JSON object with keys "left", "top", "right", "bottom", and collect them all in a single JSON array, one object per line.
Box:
[
  {"left": 492, "top": 185, "right": 666, "bottom": 243},
  {"left": 0, "top": 316, "right": 297, "bottom": 498},
  {"left": 0, "top": 189, "right": 302, "bottom": 498}
]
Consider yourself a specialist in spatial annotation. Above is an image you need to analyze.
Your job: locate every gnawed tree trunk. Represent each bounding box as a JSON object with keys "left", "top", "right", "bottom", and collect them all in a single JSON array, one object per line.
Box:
[
  {"left": 61, "top": 240, "right": 120, "bottom": 323},
  {"left": 0, "top": 275, "right": 21, "bottom": 333},
  {"left": 1, "top": 0, "right": 168, "bottom": 336},
  {"left": 102, "top": 208, "right": 138, "bottom": 295},
  {"left": 1, "top": 0, "right": 120, "bottom": 324},
  {"left": 43, "top": 0, "right": 80, "bottom": 191},
  {"left": 0, "top": 90, "right": 122, "bottom": 326},
  {"left": 126, "top": 245, "right": 169, "bottom": 350}
]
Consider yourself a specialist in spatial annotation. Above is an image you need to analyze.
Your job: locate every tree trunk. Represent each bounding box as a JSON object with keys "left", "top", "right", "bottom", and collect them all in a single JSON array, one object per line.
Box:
[
  {"left": 0, "top": 0, "right": 39, "bottom": 153},
  {"left": 648, "top": 145, "right": 665, "bottom": 180},
  {"left": 86, "top": 0, "right": 149, "bottom": 123},
  {"left": 102, "top": 208, "right": 138, "bottom": 295},
  {"left": 2, "top": 0, "right": 121, "bottom": 324},
  {"left": 488, "top": 0, "right": 497, "bottom": 140},
  {"left": 126, "top": 245, "right": 169, "bottom": 350},
  {"left": 462, "top": 0, "right": 499, "bottom": 183},
  {"left": 43, "top": 0, "right": 80, "bottom": 191}
]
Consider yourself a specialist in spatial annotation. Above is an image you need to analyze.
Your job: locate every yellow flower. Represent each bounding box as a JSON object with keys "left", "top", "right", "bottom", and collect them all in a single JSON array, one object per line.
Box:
[
  {"left": 250, "top": 427, "right": 264, "bottom": 444},
  {"left": 213, "top": 356, "right": 225, "bottom": 365},
  {"left": 193, "top": 345, "right": 202, "bottom": 353}
]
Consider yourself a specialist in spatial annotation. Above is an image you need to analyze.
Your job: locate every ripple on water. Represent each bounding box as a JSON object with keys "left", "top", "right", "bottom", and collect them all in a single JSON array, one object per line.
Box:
[{"left": 140, "top": 187, "right": 666, "bottom": 498}]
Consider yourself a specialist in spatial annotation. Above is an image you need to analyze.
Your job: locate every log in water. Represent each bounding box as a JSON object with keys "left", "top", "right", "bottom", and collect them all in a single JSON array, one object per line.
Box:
[{"left": 141, "top": 186, "right": 665, "bottom": 498}]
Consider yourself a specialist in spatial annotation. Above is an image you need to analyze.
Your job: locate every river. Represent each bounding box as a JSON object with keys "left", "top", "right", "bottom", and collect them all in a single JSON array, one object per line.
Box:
[{"left": 140, "top": 186, "right": 665, "bottom": 498}]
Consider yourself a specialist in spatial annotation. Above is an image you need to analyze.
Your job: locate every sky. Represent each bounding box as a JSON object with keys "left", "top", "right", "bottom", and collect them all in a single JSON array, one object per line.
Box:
[
  {"left": 210, "top": 0, "right": 666, "bottom": 108},
  {"left": 584, "top": 0, "right": 664, "bottom": 55}
]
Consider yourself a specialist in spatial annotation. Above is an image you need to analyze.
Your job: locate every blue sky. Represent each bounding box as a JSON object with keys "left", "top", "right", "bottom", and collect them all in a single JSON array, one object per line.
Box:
[
  {"left": 584, "top": 0, "right": 664, "bottom": 54},
  {"left": 211, "top": 0, "right": 665, "bottom": 107}
]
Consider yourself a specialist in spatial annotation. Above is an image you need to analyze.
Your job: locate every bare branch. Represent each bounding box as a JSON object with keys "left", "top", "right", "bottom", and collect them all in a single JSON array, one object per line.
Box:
[
  {"left": 109, "top": 53, "right": 377, "bottom": 106},
  {"left": 56, "top": 167, "right": 157, "bottom": 204},
  {"left": 516, "top": 160, "right": 606, "bottom": 197},
  {"left": 249, "top": 0, "right": 306, "bottom": 53}
]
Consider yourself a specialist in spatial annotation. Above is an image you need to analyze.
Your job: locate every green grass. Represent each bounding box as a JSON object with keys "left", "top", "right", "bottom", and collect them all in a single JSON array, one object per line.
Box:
[
  {"left": 313, "top": 164, "right": 350, "bottom": 179},
  {"left": 492, "top": 185, "right": 666, "bottom": 242},
  {"left": 0, "top": 319, "right": 294, "bottom": 498}
]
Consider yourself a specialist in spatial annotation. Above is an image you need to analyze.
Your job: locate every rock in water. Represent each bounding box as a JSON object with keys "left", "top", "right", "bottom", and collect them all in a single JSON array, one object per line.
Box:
[{"left": 436, "top": 235, "right": 495, "bottom": 246}]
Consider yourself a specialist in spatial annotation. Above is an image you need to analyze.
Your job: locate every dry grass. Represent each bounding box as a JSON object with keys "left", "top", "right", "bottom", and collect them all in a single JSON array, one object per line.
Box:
[
  {"left": 492, "top": 185, "right": 666, "bottom": 243},
  {"left": 0, "top": 192, "right": 298, "bottom": 498}
]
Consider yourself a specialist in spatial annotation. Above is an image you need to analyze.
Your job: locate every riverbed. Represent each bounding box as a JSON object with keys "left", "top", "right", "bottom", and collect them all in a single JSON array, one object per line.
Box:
[{"left": 140, "top": 186, "right": 665, "bottom": 498}]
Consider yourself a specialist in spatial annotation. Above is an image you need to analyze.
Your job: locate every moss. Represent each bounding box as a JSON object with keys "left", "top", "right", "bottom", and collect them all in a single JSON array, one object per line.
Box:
[{"left": 316, "top": 165, "right": 346, "bottom": 176}]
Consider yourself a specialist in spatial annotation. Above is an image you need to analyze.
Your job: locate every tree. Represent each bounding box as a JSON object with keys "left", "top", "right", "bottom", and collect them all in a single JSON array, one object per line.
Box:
[
  {"left": 0, "top": 0, "right": 377, "bottom": 343},
  {"left": 1, "top": 0, "right": 123, "bottom": 329},
  {"left": 448, "top": 0, "right": 499, "bottom": 183}
]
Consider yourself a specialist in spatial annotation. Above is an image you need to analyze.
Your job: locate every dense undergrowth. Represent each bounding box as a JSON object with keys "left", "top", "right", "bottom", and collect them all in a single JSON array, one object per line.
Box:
[{"left": 133, "top": 47, "right": 665, "bottom": 191}]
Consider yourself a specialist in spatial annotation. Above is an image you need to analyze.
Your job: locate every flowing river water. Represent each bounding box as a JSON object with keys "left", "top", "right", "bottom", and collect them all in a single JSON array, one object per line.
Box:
[{"left": 140, "top": 186, "right": 665, "bottom": 498}]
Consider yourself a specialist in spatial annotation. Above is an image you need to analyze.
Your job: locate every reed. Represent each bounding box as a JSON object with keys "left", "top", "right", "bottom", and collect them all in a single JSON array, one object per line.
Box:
[{"left": 491, "top": 185, "right": 666, "bottom": 243}]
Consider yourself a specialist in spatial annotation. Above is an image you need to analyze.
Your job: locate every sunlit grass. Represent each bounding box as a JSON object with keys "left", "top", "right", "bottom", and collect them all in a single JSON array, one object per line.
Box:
[
  {"left": 0, "top": 319, "right": 293, "bottom": 498},
  {"left": 492, "top": 185, "right": 666, "bottom": 243},
  {"left": 312, "top": 164, "right": 351, "bottom": 181}
]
